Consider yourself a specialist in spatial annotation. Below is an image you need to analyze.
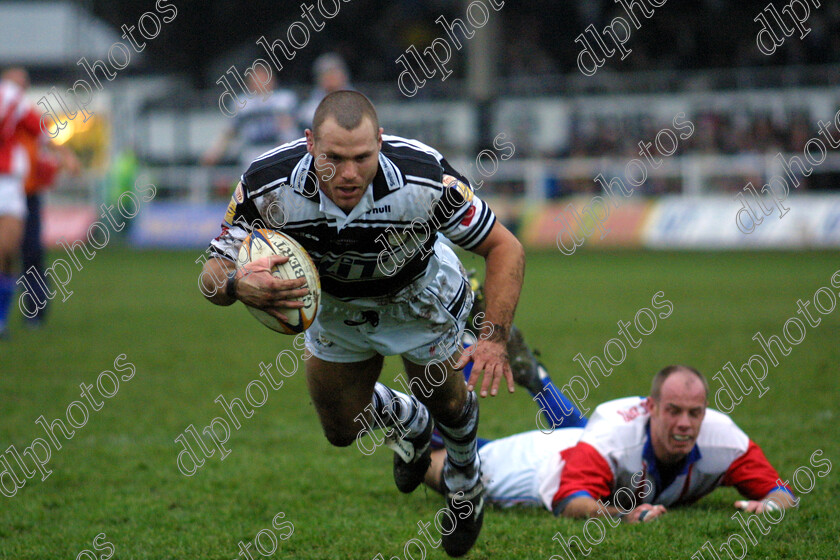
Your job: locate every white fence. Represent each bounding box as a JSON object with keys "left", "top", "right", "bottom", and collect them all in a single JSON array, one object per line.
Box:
[{"left": 45, "top": 84, "right": 840, "bottom": 206}]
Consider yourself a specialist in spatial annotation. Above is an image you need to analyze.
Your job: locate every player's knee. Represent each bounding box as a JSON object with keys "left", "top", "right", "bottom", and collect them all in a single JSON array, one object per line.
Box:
[{"left": 322, "top": 427, "right": 357, "bottom": 448}]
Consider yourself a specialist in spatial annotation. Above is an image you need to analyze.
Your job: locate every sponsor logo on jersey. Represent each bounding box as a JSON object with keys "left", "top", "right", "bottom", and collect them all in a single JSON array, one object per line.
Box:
[
  {"left": 443, "top": 174, "right": 474, "bottom": 204},
  {"left": 442, "top": 174, "right": 459, "bottom": 188},
  {"left": 617, "top": 400, "right": 651, "bottom": 422},
  {"left": 367, "top": 205, "right": 391, "bottom": 214},
  {"left": 266, "top": 203, "right": 285, "bottom": 228},
  {"left": 456, "top": 181, "right": 474, "bottom": 203},
  {"left": 224, "top": 198, "right": 237, "bottom": 224},
  {"left": 460, "top": 205, "right": 476, "bottom": 226},
  {"left": 234, "top": 183, "right": 245, "bottom": 203}
]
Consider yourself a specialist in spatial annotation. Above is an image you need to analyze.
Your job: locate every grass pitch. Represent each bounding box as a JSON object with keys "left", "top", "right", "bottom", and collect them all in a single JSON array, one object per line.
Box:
[{"left": 1, "top": 248, "right": 838, "bottom": 559}]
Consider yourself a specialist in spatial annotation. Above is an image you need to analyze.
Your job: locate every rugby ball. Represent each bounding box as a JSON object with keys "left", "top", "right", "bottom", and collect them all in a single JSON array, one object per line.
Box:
[{"left": 236, "top": 229, "right": 321, "bottom": 335}]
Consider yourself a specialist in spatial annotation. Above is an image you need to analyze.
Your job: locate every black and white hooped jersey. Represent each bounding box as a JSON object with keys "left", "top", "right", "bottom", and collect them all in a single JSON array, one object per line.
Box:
[{"left": 208, "top": 134, "right": 496, "bottom": 300}]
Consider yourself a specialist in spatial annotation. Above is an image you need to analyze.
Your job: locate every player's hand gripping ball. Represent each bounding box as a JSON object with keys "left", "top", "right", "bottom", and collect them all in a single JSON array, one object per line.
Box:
[{"left": 236, "top": 229, "right": 321, "bottom": 335}]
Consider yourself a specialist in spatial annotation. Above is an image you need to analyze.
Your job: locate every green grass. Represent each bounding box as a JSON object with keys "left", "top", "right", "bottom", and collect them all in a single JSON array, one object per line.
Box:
[{"left": 1, "top": 248, "right": 838, "bottom": 559}]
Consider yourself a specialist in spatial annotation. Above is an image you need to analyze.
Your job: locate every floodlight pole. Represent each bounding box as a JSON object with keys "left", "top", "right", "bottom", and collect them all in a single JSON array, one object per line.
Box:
[{"left": 465, "top": 0, "right": 500, "bottom": 154}]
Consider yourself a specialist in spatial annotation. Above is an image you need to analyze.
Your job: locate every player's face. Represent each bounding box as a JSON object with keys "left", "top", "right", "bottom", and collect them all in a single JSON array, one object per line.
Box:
[
  {"left": 320, "top": 68, "right": 348, "bottom": 93},
  {"left": 306, "top": 116, "right": 382, "bottom": 213},
  {"left": 648, "top": 372, "right": 706, "bottom": 465},
  {"left": 247, "top": 66, "right": 275, "bottom": 93}
]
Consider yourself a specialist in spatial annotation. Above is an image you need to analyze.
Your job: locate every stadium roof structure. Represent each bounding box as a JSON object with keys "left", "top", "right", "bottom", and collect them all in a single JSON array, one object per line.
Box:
[{"left": 0, "top": 2, "right": 127, "bottom": 67}]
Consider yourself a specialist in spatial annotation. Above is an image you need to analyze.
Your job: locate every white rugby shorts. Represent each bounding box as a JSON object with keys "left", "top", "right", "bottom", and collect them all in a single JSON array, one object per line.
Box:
[
  {"left": 478, "top": 428, "right": 585, "bottom": 510},
  {"left": 0, "top": 175, "right": 26, "bottom": 219},
  {"left": 0, "top": 146, "right": 29, "bottom": 219},
  {"left": 305, "top": 240, "right": 473, "bottom": 365}
]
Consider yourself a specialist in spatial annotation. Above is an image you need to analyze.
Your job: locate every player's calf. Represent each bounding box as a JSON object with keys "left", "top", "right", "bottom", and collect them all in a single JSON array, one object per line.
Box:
[
  {"left": 435, "top": 392, "right": 480, "bottom": 484},
  {"left": 406, "top": 358, "right": 472, "bottom": 425}
]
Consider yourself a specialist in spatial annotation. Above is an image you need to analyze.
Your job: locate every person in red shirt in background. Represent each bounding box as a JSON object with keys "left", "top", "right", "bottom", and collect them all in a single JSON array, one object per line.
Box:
[
  {"left": 0, "top": 67, "right": 42, "bottom": 338},
  {"left": 0, "top": 67, "right": 79, "bottom": 336}
]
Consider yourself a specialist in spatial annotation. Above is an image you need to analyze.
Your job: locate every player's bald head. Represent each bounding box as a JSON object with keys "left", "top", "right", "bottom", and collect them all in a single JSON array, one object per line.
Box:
[
  {"left": 312, "top": 90, "right": 378, "bottom": 140},
  {"left": 650, "top": 365, "right": 709, "bottom": 402}
]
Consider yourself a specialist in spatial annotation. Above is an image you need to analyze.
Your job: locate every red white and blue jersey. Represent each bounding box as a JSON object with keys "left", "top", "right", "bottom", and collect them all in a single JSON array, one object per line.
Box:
[
  {"left": 209, "top": 135, "right": 496, "bottom": 301},
  {"left": 552, "top": 397, "right": 792, "bottom": 513},
  {"left": 0, "top": 80, "right": 42, "bottom": 175}
]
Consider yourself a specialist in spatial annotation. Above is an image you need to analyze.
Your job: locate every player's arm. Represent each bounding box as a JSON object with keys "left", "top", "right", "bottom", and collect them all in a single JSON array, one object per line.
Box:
[
  {"left": 734, "top": 488, "right": 797, "bottom": 514},
  {"left": 201, "top": 182, "right": 308, "bottom": 320},
  {"left": 561, "top": 495, "right": 666, "bottom": 524},
  {"left": 201, "top": 256, "right": 237, "bottom": 305},
  {"left": 723, "top": 439, "right": 797, "bottom": 513},
  {"left": 432, "top": 167, "right": 525, "bottom": 397},
  {"left": 459, "top": 221, "right": 525, "bottom": 397},
  {"left": 200, "top": 255, "right": 308, "bottom": 320},
  {"left": 552, "top": 441, "right": 666, "bottom": 523}
]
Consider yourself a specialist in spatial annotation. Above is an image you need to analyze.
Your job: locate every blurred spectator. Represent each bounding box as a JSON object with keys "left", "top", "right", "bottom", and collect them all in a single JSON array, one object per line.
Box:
[
  {"left": 203, "top": 65, "right": 299, "bottom": 168},
  {"left": 298, "top": 53, "right": 352, "bottom": 129},
  {"left": 0, "top": 69, "right": 43, "bottom": 337},
  {"left": 555, "top": 102, "right": 834, "bottom": 197},
  {"left": 2, "top": 68, "right": 81, "bottom": 329},
  {"left": 106, "top": 148, "right": 140, "bottom": 236}
]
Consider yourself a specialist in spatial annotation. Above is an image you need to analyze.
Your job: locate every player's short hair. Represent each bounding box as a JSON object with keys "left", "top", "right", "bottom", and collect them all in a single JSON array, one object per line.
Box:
[
  {"left": 312, "top": 90, "right": 378, "bottom": 139},
  {"left": 650, "top": 365, "right": 709, "bottom": 402}
]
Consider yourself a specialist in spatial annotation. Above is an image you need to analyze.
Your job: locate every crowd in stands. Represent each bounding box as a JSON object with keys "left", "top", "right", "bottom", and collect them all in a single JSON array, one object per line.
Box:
[
  {"left": 118, "top": 0, "right": 840, "bottom": 87},
  {"left": 568, "top": 108, "right": 815, "bottom": 158},
  {"left": 550, "top": 106, "right": 831, "bottom": 196},
  {"left": 108, "top": 0, "right": 840, "bottom": 197}
]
